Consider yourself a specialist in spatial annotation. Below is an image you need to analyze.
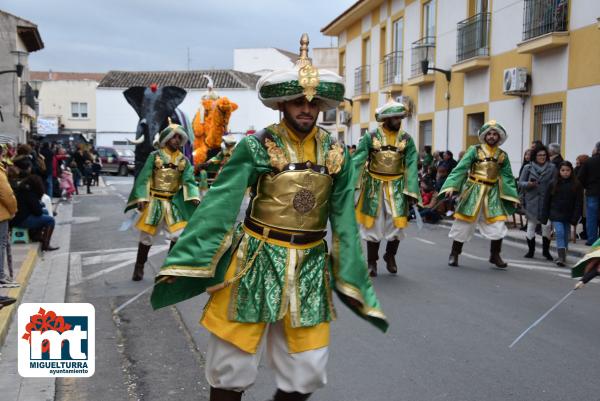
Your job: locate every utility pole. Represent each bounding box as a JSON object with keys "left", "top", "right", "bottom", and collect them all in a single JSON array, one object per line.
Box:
[{"left": 187, "top": 47, "right": 191, "bottom": 71}]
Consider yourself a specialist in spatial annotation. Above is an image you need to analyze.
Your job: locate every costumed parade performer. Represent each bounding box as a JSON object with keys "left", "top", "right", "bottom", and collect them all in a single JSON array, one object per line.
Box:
[
  {"left": 151, "top": 34, "right": 387, "bottom": 401},
  {"left": 573, "top": 239, "right": 600, "bottom": 289},
  {"left": 352, "top": 96, "right": 420, "bottom": 277},
  {"left": 439, "top": 120, "right": 519, "bottom": 268},
  {"left": 125, "top": 120, "right": 200, "bottom": 281}
]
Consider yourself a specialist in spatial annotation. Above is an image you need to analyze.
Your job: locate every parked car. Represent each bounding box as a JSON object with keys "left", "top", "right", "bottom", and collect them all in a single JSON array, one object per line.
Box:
[{"left": 97, "top": 146, "right": 135, "bottom": 176}]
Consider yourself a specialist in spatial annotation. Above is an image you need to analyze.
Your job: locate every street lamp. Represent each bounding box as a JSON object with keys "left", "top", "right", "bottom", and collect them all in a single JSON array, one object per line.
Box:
[
  {"left": 0, "top": 62, "right": 24, "bottom": 78},
  {"left": 420, "top": 50, "right": 452, "bottom": 150}
]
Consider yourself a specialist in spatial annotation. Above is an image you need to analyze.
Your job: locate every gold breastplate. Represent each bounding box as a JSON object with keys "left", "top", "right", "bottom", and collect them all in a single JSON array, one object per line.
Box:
[
  {"left": 250, "top": 167, "right": 333, "bottom": 232},
  {"left": 152, "top": 167, "right": 182, "bottom": 193},
  {"left": 470, "top": 159, "right": 500, "bottom": 182},
  {"left": 368, "top": 146, "right": 405, "bottom": 176}
]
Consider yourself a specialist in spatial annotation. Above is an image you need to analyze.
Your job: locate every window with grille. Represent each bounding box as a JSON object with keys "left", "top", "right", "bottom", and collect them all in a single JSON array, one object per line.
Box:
[
  {"left": 71, "top": 102, "right": 88, "bottom": 118},
  {"left": 534, "top": 103, "right": 562, "bottom": 145}
]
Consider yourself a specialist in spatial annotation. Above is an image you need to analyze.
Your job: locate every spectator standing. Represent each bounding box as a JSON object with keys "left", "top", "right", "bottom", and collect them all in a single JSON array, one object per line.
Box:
[
  {"left": 518, "top": 149, "right": 532, "bottom": 180},
  {"left": 422, "top": 145, "right": 433, "bottom": 168},
  {"left": 548, "top": 143, "right": 563, "bottom": 170},
  {"left": 578, "top": 142, "right": 600, "bottom": 245},
  {"left": 519, "top": 146, "right": 557, "bottom": 260},
  {"left": 40, "top": 142, "right": 55, "bottom": 197},
  {"left": 82, "top": 160, "right": 93, "bottom": 194},
  {"left": 541, "top": 161, "right": 583, "bottom": 266},
  {"left": 440, "top": 151, "right": 458, "bottom": 173},
  {"left": 0, "top": 146, "right": 18, "bottom": 287}
]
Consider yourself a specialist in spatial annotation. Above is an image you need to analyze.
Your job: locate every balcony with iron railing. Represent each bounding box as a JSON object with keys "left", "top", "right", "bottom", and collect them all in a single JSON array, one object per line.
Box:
[
  {"left": 407, "top": 37, "right": 435, "bottom": 86},
  {"left": 453, "top": 13, "right": 491, "bottom": 73},
  {"left": 380, "top": 51, "right": 403, "bottom": 90},
  {"left": 353, "top": 65, "right": 370, "bottom": 100},
  {"left": 517, "top": 0, "right": 569, "bottom": 54}
]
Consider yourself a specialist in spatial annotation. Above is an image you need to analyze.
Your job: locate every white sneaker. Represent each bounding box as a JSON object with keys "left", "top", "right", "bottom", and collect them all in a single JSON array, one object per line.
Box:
[{"left": 0, "top": 277, "right": 20, "bottom": 288}]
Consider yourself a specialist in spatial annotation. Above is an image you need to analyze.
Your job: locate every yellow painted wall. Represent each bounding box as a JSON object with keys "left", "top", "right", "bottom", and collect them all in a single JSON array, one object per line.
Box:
[
  {"left": 371, "top": 8, "right": 380, "bottom": 26},
  {"left": 435, "top": 73, "right": 464, "bottom": 111},
  {"left": 568, "top": 24, "right": 600, "bottom": 90},
  {"left": 348, "top": 20, "right": 363, "bottom": 42},
  {"left": 352, "top": 99, "right": 361, "bottom": 124},
  {"left": 369, "top": 92, "right": 379, "bottom": 119},
  {"left": 489, "top": 50, "right": 532, "bottom": 101}
]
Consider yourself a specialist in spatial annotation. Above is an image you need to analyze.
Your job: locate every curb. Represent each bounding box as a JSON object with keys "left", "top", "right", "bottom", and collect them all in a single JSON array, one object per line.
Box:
[
  {"left": 0, "top": 244, "right": 40, "bottom": 347},
  {"left": 436, "top": 219, "right": 588, "bottom": 258}
]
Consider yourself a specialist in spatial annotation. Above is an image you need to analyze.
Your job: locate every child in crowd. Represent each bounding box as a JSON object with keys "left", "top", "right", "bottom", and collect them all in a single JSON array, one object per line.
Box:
[
  {"left": 70, "top": 162, "right": 80, "bottom": 195},
  {"left": 60, "top": 163, "right": 76, "bottom": 201},
  {"left": 91, "top": 157, "right": 102, "bottom": 186},
  {"left": 419, "top": 181, "right": 441, "bottom": 223},
  {"left": 541, "top": 161, "right": 583, "bottom": 266}
]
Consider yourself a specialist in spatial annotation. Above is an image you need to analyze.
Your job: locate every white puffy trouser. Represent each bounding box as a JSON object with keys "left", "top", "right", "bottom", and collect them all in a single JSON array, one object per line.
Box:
[
  {"left": 359, "top": 189, "right": 405, "bottom": 242},
  {"left": 449, "top": 210, "right": 507, "bottom": 243},
  {"left": 139, "top": 220, "right": 183, "bottom": 246},
  {"left": 525, "top": 216, "right": 552, "bottom": 240},
  {"left": 205, "top": 320, "right": 328, "bottom": 394}
]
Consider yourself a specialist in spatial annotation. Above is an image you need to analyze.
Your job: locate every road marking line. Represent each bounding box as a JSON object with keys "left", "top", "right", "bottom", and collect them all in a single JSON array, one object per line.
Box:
[
  {"left": 82, "top": 251, "right": 138, "bottom": 266},
  {"left": 413, "top": 238, "right": 436, "bottom": 245},
  {"left": 83, "top": 245, "right": 168, "bottom": 281},
  {"left": 69, "top": 253, "right": 82, "bottom": 286},
  {"left": 461, "top": 252, "right": 568, "bottom": 273}
]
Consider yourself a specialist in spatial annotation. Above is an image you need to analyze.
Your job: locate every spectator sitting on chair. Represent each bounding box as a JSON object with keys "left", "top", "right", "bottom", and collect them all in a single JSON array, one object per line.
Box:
[
  {"left": 10, "top": 158, "right": 59, "bottom": 252},
  {"left": 0, "top": 145, "right": 18, "bottom": 287}
]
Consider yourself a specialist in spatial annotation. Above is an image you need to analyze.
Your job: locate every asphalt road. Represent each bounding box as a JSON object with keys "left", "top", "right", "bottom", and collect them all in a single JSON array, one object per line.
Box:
[{"left": 56, "top": 176, "right": 600, "bottom": 401}]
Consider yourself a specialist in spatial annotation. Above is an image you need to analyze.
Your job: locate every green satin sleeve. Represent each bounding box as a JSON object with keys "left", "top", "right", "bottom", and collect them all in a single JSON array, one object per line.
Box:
[
  {"left": 439, "top": 145, "right": 476, "bottom": 197},
  {"left": 181, "top": 159, "right": 200, "bottom": 201},
  {"left": 403, "top": 136, "right": 421, "bottom": 201},
  {"left": 150, "top": 136, "right": 271, "bottom": 309},
  {"left": 124, "top": 151, "right": 155, "bottom": 212},
  {"left": 330, "top": 147, "right": 388, "bottom": 333},
  {"left": 499, "top": 151, "right": 519, "bottom": 214}
]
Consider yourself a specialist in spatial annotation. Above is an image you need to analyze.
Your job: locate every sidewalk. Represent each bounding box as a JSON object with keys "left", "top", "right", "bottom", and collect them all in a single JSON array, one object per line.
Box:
[
  {"left": 437, "top": 217, "right": 590, "bottom": 258},
  {"left": 0, "top": 201, "right": 72, "bottom": 401}
]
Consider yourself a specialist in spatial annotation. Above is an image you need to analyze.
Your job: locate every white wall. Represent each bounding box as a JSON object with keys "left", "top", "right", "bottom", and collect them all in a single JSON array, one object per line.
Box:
[
  {"left": 489, "top": 98, "right": 530, "bottom": 169},
  {"left": 531, "top": 47, "right": 568, "bottom": 95},
  {"left": 566, "top": 85, "right": 600, "bottom": 162},
  {"left": 404, "top": 1, "right": 420, "bottom": 78},
  {"left": 569, "top": 0, "right": 600, "bottom": 30},
  {"left": 38, "top": 80, "right": 99, "bottom": 131},
  {"left": 436, "top": 0, "right": 467, "bottom": 70},
  {"left": 345, "top": 37, "right": 362, "bottom": 98},
  {"left": 464, "top": 69, "right": 490, "bottom": 105},
  {"left": 491, "top": 0, "right": 523, "bottom": 54},
  {"left": 434, "top": 107, "right": 463, "bottom": 153},
  {"left": 418, "top": 84, "right": 435, "bottom": 114},
  {"left": 391, "top": 0, "right": 405, "bottom": 15},
  {"left": 233, "top": 48, "right": 294, "bottom": 76}
]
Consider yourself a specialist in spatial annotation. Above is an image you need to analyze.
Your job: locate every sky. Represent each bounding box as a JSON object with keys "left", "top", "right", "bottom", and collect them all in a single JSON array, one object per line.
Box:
[{"left": 2, "top": 0, "right": 355, "bottom": 73}]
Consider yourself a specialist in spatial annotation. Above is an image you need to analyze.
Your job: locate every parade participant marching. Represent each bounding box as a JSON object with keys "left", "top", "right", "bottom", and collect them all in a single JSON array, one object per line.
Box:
[
  {"left": 125, "top": 120, "right": 200, "bottom": 281},
  {"left": 151, "top": 34, "right": 387, "bottom": 401},
  {"left": 439, "top": 120, "right": 519, "bottom": 268},
  {"left": 573, "top": 239, "right": 600, "bottom": 289},
  {"left": 352, "top": 96, "right": 420, "bottom": 277}
]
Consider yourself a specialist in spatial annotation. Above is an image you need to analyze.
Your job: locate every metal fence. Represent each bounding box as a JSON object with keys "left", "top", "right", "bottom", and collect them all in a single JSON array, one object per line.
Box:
[
  {"left": 522, "top": 0, "right": 568, "bottom": 41},
  {"left": 456, "top": 12, "right": 490, "bottom": 63},
  {"left": 410, "top": 36, "right": 435, "bottom": 78},
  {"left": 354, "top": 65, "right": 370, "bottom": 96},
  {"left": 381, "top": 51, "right": 403, "bottom": 87}
]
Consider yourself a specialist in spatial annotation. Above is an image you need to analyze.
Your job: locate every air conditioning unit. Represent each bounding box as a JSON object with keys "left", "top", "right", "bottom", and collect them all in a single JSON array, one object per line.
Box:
[
  {"left": 503, "top": 67, "right": 528, "bottom": 95},
  {"left": 339, "top": 110, "right": 351, "bottom": 125},
  {"left": 395, "top": 95, "right": 413, "bottom": 116}
]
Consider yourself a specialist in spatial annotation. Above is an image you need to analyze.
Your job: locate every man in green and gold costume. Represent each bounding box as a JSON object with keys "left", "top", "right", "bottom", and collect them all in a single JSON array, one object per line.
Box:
[
  {"left": 439, "top": 120, "right": 519, "bottom": 268},
  {"left": 125, "top": 120, "right": 200, "bottom": 281},
  {"left": 352, "top": 97, "right": 420, "bottom": 277},
  {"left": 150, "top": 34, "right": 387, "bottom": 401}
]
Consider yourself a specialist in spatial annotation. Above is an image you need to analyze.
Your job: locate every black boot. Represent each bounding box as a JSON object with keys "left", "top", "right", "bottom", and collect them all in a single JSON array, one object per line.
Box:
[
  {"left": 448, "top": 241, "right": 463, "bottom": 267},
  {"left": 41, "top": 226, "right": 59, "bottom": 252},
  {"left": 489, "top": 239, "right": 508, "bottom": 268},
  {"left": 524, "top": 238, "right": 535, "bottom": 258},
  {"left": 273, "top": 389, "right": 311, "bottom": 401},
  {"left": 542, "top": 237, "right": 553, "bottom": 261},
  {"left": 383, "top": 240, "right": 400, "bottom": 273},
  {"left": 132, "top": 243, "right": 151, "bottom": 281},
  {"left": 556, "top": 248, "right": 567, "bottom": 267},
  {"left": 209, "top": 387, "right": 243, "bottom": 401},
  {"left": 366, "top": 241, "right": 380, "bottom": 277}
]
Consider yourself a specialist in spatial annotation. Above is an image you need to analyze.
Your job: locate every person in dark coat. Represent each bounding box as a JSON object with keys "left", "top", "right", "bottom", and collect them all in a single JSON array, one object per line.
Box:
[
  {"left": 548, "top": 143, "right": 563, "bottom": 170},
  {"left": 40, "top": 142, "right": 55, "bottom": 197},
  {"left": 518, "top": 145, "right": 557, "bottom": 260},
  {"left": 541, "top": 161, "right": 583, "bottom": 266},
  {"left": 577, "top": 141, "right": 600, "bottom": 246}
]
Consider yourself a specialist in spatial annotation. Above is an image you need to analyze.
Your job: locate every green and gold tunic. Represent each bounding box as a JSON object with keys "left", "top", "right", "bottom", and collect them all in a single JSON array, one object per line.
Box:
[
  {"left": 352, "top": 127, "right": 420, "bottom": 228},
  {"left": 151, "top": 120, "right": 387, "bottom": 354},
  {"left": 125, "top": 148, "right": 199, "bottom": 235},
  {"left": 439, "top": 144, "right": 519, "bottom": 223}
]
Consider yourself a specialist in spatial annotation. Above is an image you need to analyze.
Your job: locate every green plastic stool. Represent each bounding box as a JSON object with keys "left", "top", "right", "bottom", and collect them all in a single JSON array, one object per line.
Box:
[{"left": 11, "top": 227, "right": 30, "bottom": 244}]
